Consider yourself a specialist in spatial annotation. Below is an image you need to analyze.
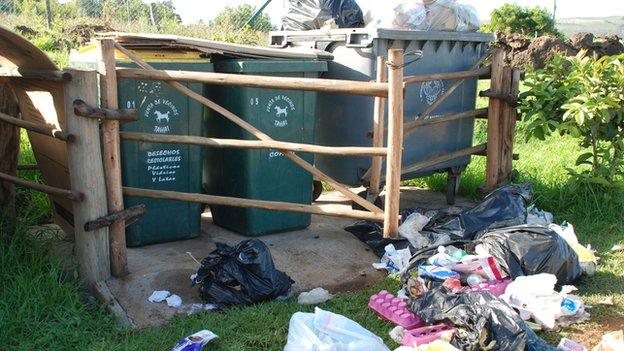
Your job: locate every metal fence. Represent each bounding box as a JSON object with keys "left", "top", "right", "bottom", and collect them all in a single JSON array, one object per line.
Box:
[{"left": 0, "top": 0, "right": 277, "bottom": 37}]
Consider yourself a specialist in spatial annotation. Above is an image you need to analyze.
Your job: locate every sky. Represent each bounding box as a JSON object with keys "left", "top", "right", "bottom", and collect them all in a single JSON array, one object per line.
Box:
[{"left": 174, "top": 0, "right": 624, "bottom": 25}]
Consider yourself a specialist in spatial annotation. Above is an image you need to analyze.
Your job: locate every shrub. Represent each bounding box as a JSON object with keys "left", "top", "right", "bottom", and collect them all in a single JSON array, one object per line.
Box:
[
  {"left": 481, "top": 4, "right": 561, "bottom": 38},
  {"left": 520, "top": 52, "right": 624, "bottom": 186}
]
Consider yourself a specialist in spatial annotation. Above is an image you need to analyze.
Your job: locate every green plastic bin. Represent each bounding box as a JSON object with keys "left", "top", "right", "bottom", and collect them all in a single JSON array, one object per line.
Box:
[
  {"left": 70, "top": 47, "right": 212, "bottom": 246},
  {"left": 205, "top": 59, "right": 327, "bottom": 236}
]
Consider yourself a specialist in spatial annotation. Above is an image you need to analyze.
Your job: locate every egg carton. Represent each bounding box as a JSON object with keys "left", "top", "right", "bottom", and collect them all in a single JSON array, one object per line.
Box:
[
  {"left": 402, "top": 324, "right": 455, "bottom": 347},
  {"left": 368, "top": 290, "right": 423, "bottom": 329}
]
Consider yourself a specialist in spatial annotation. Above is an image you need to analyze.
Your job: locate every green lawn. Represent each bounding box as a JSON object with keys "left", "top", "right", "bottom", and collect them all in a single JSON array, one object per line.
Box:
[{"left": 1, "top": 101, "right": 623, "bottom": 350}]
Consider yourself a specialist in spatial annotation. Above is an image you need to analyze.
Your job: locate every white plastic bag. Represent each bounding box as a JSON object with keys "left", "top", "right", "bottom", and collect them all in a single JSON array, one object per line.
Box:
[
  {"left": 372, "top": 244, "right": 412, "bottom": 275},
  {"left": 284, "top": 308, "right": 390, "bottom": 351},
  {"left": 365, "top": 0, "right": 479, "bottom": 32},
  {"left": 399, "top": 212, "right": 431, "bottom": 249}
]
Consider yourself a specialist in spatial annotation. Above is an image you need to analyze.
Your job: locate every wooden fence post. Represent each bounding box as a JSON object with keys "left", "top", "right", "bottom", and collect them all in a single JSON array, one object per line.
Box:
[
  {"left": 64, "top": 69, "right": 111, "bottom": 288},
  {"left": 0, "top": 80, "right": 20, "bottom": 231},
  {"left": 499, "top": 68, "right": 521, "bottom": 184},
  {"left": 369, "top": 56, "right": 387, "bottom": 196},
  {"left": 485, "top": 49, "right": 506, "bottom": 191},
  {"left": 383, "top": 49, "right": 404, "bottom": 238},
  {"left": 97, "top": 39, "right": 128, "bottom": 277}
]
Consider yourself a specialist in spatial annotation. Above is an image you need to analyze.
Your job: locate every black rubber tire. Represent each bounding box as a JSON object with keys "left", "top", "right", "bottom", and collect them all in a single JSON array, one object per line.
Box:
[
  {"left": 446, "top": 168, "right": 461, "bottom": 205},
  {"left": 312, "top": 180, "right": 323, "bottom": 202},
  {"left": 352, "top": 189, "right": 384, "bottom": 211}
]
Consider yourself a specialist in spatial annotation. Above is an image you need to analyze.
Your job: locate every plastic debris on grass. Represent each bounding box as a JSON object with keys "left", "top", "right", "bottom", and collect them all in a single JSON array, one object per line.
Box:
[
  {"left": 374, "top": 244, "right": 413, "bottom": 276},
  {"left": 170, "top": 330, "right": 218, "bottom": 351},
  {"left": 298, "top": 287, "right": 333, "bottom": 305},
  {"left": 592, "top": 331, "right": 624, "bottom": 351}
]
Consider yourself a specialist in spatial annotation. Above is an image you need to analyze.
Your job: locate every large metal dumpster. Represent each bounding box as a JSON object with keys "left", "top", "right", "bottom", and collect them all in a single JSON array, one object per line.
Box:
[
  {"left": 270, "top": 29, "right": 492, "bottom": 190},
  {"left": 69, "top": 47, "right": 211, "bottom": 246}
]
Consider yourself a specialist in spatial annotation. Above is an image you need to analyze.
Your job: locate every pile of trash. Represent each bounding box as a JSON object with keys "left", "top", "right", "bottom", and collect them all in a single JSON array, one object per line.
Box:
[
  {"left": 281, "top": 0, "right": 479, "bottom": 32},
  {"left": 340, "top": 183, "right": 600, "bottom": 350}
]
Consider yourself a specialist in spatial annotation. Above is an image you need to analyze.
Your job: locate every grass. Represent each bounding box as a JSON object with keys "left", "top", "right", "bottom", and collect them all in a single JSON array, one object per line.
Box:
[{"left": 2, "top": 88, "right": 624, "bottom": 350}]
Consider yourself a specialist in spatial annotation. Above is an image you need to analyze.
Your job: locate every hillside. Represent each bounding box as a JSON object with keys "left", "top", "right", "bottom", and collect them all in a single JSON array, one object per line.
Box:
[{"left": 557, "top": 16, "right": 624, "bottom": 37}]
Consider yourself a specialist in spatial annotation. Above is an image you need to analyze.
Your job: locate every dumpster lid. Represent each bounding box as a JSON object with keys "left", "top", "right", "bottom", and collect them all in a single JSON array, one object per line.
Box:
[
  {"left": 214, "top": 59, "right": 327, "bottom": 74},
  {"left": 97, "top": 32, "right": 333, "bottom": 61},
  {"left": 269, "top": 28, "right": 493, "bottom": 48}
]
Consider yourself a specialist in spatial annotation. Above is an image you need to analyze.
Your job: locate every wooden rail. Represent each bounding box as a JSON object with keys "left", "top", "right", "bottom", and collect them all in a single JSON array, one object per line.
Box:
[
  {"left": 401, "top": 144, "right": 487, "bottom": 176},
  {"left": 116, "top": 68, "right": 389, "bottom": 98},
  {"left": 403, "top": 66, "right": 491, "bottom": 85},
  {"left": 0, "top": 171, "right": 83, "bottom": 201},
  {"left": 73, "top": 99, "right": 139, "bottom": 122},
  {"left": 123, "top": 187, "right": 385, "bottom": 222},
  {"left": 0, "top": 67, "right": 72, "bottom": 82},
  {"left": 120, "top": 132, "right": 387, "bottom": 157},
  {"left": 0, "top": 111, "right": 74, "bottom": 142}
]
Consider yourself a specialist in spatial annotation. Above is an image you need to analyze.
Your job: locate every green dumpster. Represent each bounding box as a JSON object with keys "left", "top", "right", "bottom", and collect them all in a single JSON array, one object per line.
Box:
[
  {"left": 205, "top": 59, "right": 327, "bottom": 236},
  {"left": 70, "top": 47, "right": 212, "bottom": 246}
]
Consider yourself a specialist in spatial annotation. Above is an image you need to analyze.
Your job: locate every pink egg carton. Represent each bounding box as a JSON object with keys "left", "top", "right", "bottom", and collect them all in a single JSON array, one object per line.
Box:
[
  {"left": 368, "top": 290, "right": 424, "bottom": 329},
  {"left": 402, "top": 324, "right": 455, "bottom": 347},
  {"left": 464, "top": 278, "right": 512, "bottom": 297}
]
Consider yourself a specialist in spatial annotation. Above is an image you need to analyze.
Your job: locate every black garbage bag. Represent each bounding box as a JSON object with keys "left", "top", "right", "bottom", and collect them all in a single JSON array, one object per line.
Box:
[
  {"left": 423, "top": 183, "right": 534, "bottom": 240},
  {"left": 411, "top": 286, "right": 556, "bottom": 351},
  {"left": 473, "top": 225, "right": 582, "bottom": 285},
  {"left": 191, "top": 239, "right": 294, "bottom": 306},
  {"left": 282, "top": 0, "right": 364, "bottom": 31}
]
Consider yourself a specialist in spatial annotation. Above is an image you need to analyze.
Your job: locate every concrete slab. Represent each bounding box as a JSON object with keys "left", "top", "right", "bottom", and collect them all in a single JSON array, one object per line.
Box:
[{"left": 103, "top": 187, "right": 472, "bottom": 329}]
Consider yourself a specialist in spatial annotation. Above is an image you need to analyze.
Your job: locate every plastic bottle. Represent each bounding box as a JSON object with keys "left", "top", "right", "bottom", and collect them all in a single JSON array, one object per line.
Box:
[
  {"left": 466, "top": 274, "right": 486, "bottom": 287},
  {"left": 445, "top": 245, "right": 468, "bottom": 261}
]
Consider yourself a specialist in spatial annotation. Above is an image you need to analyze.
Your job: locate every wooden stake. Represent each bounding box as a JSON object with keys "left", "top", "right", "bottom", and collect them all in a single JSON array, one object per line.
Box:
[
  {"left": 403, "top": 66, "right": 491, "bottom": 85},
  {"left": 73, "top": 99, "right": 139, "bottom": 122},
  {"left": 120, "top": 131, "right": 387, "bottom": 157},
  {"left": 500, "top": 68, "right": 521, "bottom": 183},
  {"left": 383, "top": 49, "right": 404, "bottom": 238},
  {"left": 98, "top": 39, "right": 128, "bottom": 278},
  {"left": 64, "top": 69, "right": 111, "bottom": 289},
  {"left": 84, "top": 204, "right": 147, "bottom": 232},
  {"left": 0, "top": 171, "right": 83, "bottom": 201},
  {"left": 485, "top": 49, "right": 506, "bottom": 190},
  {"left": 0, "top": 67, "right": 72, "bottom": 82},
  {"left": 116, "top": 68, "right": 389, "bottom": 98},
  {"left": 369, "top": 56, "right": 387, "bottom": 195},
  {"left": 123, "top": 187, "right": 385, "bottom": 223},
  {"left": 113, "top": 42, "right": 384, "bottom": 214},
  {"left": 0, "top": 80, "right": 19, "bottom": 228}
]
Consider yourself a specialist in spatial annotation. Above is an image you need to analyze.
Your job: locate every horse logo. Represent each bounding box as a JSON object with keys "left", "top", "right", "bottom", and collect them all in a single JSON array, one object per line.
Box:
[
  {"left": 274, "top": 106, "right": 288, "bottom": 118},
  {"left": 154, "top": 110, "right": 170, "bottom": 124}
]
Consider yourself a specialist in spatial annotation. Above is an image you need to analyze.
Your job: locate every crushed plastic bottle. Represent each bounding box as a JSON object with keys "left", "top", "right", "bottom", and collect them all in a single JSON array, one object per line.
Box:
[{"left": 466, "top": 274, "right": 486, "bottom": 287}]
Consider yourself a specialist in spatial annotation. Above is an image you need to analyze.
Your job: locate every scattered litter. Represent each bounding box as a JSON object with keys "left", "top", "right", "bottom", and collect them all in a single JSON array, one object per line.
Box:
[
  {"left": 558, "top": 338, "right": 587, "bottom": 351},
  {"left": 284, "top": 307, "right": 390, "bottom": 351},
  {"left": 527, "top": 205, "right": 554, "bottom": 226},
  {"left": 406, "top": 275, "right": 429, "bottom": 298},
  {"left": 411, "top": 286, "right": 556, "bottom": 350},
  {"left": 592, "top": 330, "right": 624, "bottom": 351},
  {"left": 474, "top": 225, "right": 583, "bottom": 284},
  {"left": 442, "top": 278, "right": 462, "bottom": 293},
  {"left": 402, "top": 324, "right": 454, "bottom": 348},
  {"left": 148, "top": 290, "right": 171, "bottom": 303},
  {"left": 298, "top": 288, "right": 333, "bottom": 305},
  {"left": 550, "top": 223, "right": 598, "bottom": 276},
  {"left": 395, "top": 340, "right": 460, "bottom": 351},
  {"left": 611, "top": 245, "right": 623, "bottom": 253},
  {"left": 501, "top": 274, "right": 589, "bottom": 330},
  {"left": 418, "top": 265, "right": 460, "bottom": 281},
  {"left": 192, "top": 239, "right": 293, "bottom": 306},
  {"left": 463, "top": 278, "right": 512, "bottom": 297},
  {"left": 282, "top": 0, "right": 365, "bottom": 31},
  {"left": 170, "top": 330, "right": 218, "bottom": 351},
  {"left": 373, "top": 244, "right": 412, "bottom": 275},
  {"left": 185, "top": 303, "right": 218, "bottom": 316},
  {"left": 369, "top": 290, "right": 423, "bottom": 329},
  {"left": 389, "top": 326, "right": 406, "bottom": 344},
  {"left": 166, "top": 294, "right": 183, "bottom": 308},
  {"left": 399, "top": 212, "right": 432, "bottom": 249}
]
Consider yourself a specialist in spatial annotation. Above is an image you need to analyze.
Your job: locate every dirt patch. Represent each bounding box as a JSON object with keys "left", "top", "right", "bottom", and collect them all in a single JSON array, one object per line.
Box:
[
  {"left": 498, "top": 32, "right": 624, "bottom": 70},
  {"left": 63, "top": 24, "right": 115, "bottom": 46},
  {"left": 557, "top": 314, "right": 624, "bottom": 348}
]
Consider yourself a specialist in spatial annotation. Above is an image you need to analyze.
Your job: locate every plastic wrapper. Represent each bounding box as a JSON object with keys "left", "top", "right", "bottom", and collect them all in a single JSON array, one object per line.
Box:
[
  {"left": 284, "top": 307, "right": 390, "bottom": 351},
  {"left": 282, "top": 0, "right": 364, "bottom": 31},
  {"left": 410, "top": 286, "right": 557, "bottom": 351},
  {"left": 170, "top": 330, "right": 218, "bottom": 351},
  {"left": 192, "top": 239, "right": 294, "bottom": 306},
  {"left": 365, "top": 0, "right": 479, "bottom": 32},
  {"left": 373, "top": 244, "right": 412, "bottom": 275},
  {"left": 473, "top": 225, "right": 583, "bottom": 285}
]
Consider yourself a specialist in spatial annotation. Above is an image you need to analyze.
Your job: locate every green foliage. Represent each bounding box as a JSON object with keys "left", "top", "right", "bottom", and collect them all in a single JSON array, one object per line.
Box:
[
  {"left": 520, "top": 53, "right": 624, "bottom": 186},
  {"left": 210, "top": 4, "right": 275, "bottom": 32},
  {"left": 481, "top": 3, "right": 561, "bottom": 37}
]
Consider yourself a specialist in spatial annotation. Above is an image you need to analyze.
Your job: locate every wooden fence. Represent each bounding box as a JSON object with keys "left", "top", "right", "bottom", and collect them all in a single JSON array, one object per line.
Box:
[{"left": 0, "top": 39, "right": 520, "bottom": 290}]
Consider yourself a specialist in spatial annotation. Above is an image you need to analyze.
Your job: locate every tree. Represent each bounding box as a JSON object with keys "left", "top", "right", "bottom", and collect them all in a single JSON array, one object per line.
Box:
[
  {"left": 481, "top": 4, "right": 561, "bottom": 37},
  {"left": 210, "top": 4, "right": 274, "bottom": 32}
]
